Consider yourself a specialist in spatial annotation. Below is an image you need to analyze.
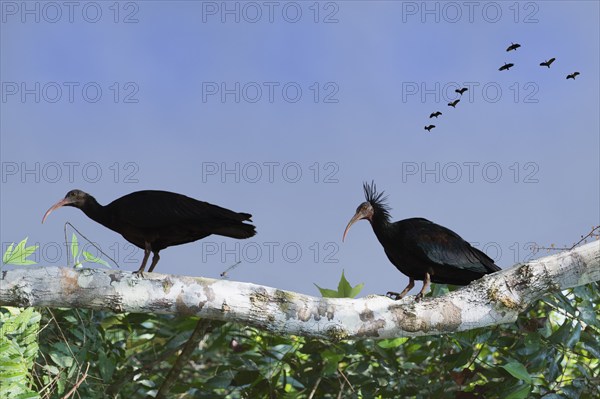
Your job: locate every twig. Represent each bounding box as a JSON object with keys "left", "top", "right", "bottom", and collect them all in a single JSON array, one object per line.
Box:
[
  {"left": 155, "top": 319, "right": 217, "bottom": 399},
  {"left": 220, "top": 261, "right": 242, "bottom": 279},
  {"left": 46, "top": 308, "right": 79, "bottom": 365},
  {"left": 465, "top": 326, "right": 499, "bottom": 371},
  {"left": 336, "top": 381, "right": 345, "bottom": 399},
  {"left": 63, "top": 222, "right": 120, "bottom": 268},
  {"left": 61, "top": 362, "right": 90, "bottom": 399},
  {"left": 105, "top": 341, "right": 187, "bottom": 397},
  {"left": 534, "top": 226, "right": 600, "bottom": 252},
  {"left": 337, "top": 367, "right": 355, "bottom": 393},
  {"left": 307, "top": 376, "right": 322, "bottom": 399},
  {"left": 568, "top": 226, "right": 600, "bottom": 250}
]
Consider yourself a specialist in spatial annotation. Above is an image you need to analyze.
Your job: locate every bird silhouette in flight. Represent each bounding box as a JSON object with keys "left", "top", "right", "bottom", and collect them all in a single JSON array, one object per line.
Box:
[
  {"left": 540, "top": 58, "right": 556, "bottom": 68},
  {"left": 448, "top": 99, "right": 460, "bottom": 108},
  {"left": 506, "top": 43, "right": 521, "bottom": 52}
]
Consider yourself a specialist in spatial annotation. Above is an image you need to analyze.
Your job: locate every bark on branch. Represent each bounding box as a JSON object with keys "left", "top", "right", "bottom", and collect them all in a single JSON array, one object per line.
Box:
[{"left": 1, "top": 241, "right": 598, "bottom": 340}]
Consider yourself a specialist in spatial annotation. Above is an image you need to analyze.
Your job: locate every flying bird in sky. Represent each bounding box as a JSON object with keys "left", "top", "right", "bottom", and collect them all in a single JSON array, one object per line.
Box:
[
  {"left": 448, "top": 99, "right": 460, "bottom": 108},
  {"left": 499, "top": 63, "right": 514, "bottom": 71},
  {"left": 540, "top": 58, "right": 556, "bottom": 68},
  {"left": 506, "top": 43, "right": 521, "bottom": 52},
  {"left": 566, "top": 72, "right": 580, "bottom": 80},
  {"left": 429, "top": 111, "right": 442, "bottom": 118},
  {"left": 455, "top": 87, "right": 468, "bottom": 96},
  {"left": 424, "top": 125, "right": 435, "bottom": 132}
]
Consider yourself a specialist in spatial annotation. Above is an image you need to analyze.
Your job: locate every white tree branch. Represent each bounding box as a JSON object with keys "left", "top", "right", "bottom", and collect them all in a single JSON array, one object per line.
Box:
[{"left": 1, "top": 241, "right": 598, "bottom": 340}]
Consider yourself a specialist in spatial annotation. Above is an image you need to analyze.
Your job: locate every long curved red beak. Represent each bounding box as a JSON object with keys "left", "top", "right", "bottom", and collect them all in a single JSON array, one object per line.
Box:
[
  {"left": 342, "top": 212, "right": 366, "bottom": 242},
  {"left": 42, "top": 198, "right": 72, "bottom": 224}
]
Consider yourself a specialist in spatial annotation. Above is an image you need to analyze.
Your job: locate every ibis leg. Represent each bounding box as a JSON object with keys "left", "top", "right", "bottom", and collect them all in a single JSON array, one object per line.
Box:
[
  {"left": 386, "top": 278, "right": 415, "bottom": 300},
  {"left": 147, "top": 251, "right": 161, "bottom": 273},
  {"left": 415, "top": 273, "right": 431, "bottom": 302},
  {"left": 134, "top": 243, "right": 152, "bottom": 277}
]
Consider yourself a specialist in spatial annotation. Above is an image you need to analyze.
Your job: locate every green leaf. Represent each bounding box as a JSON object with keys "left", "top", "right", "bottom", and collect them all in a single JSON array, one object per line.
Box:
[
  {"left": 49, "top": 352, "right": 73, "bottom": 369},
  {"left": 314, "top": 271, "right": 364, "bottom": 298},
  {"left": 348, "top": 283, "right": 365, "bottom": 298},
  {"left": 231, "top": 370, "right": 261, "bottom": 386},
  {"left": 321, "top": 349, "right": 344, "bottom": 376},
  {"left": 314, "top": 284, "right": 339, "bottom": 298},
  {"left": 71, "top": 233, "right": 79, "bottom": 261},
  {"left": 565, "top": 322, "right": 582, "bottom": 349},
  {"left": 504, "top": 383, "right": 532, "bottom": 399},
  {"left": 377, "top": 337, "right": 409, "bottom": 348},
  {"left": 444, "top": 347, "right": 473, "bottom": 368},
  {"left": 98, "top": 351, "right": 115, "bottom": 382},
  {"left": 14, "top": 392, "right": 40, "bottom": 399},
  {"left": 82, "top": 251, "right": 111, "bottom": 268},
  {"left": 501, "top": 361, "right": 532, "bottom": 383},
  {"left": 550, "top": 319, "right": 572, "bottom": 346},
  {"left": 2, "top": 243, "right": 14, "bottom": 263},
  {"left": 2, "top": 238, "right": 38, "bottom": 266},
  {"left": 337, "top": 270, "right": 353, "bottom": 297},
  {"left": 430, "top": 283, "right": 450, "bottom": 297}
]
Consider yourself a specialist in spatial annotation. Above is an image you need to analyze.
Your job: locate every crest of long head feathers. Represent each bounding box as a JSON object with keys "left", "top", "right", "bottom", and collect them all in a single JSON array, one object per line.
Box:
[{"left": 363, "top": 181, "right": 391, "bottom": 220}]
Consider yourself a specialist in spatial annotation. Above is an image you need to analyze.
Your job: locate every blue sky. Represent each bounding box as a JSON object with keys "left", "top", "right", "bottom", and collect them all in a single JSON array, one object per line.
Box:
[{"left": 1, "top": 1, "right": 599, "bottom": 297}]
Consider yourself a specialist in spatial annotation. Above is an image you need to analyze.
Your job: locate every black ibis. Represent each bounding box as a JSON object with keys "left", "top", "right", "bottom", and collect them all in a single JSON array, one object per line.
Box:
[
  {"left": 566, "top": 72, "right": 580, "bottom": 80},
  {"left": 429, "top": 111, "right": 442, "bottom": 118},
  {"left": 342, "top": 182, "right": 500, "bottom": 301},
  {"left": 506, "top": 42, "right": 521, "bottom": 52},
  {"left": 42, "top": 190, "right": 256, "bottom": 275},
  {"left": 448, "top": 99, "right": 460, "bottom": 108},
  {"left": 499, "top": 63, "right": 514, "bottom": 71},
  {"left": 455, "top": 87, "right": 468, "bottom": 96},
  {"left": 540, "top": 58, "right": 556, "bottom": 68},
  {"left": 424, "top": 125, "right": 435, "bottom": 132}
]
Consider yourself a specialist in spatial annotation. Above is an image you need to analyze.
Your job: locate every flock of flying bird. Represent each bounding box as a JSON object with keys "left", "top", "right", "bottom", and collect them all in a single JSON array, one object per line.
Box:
[
  {"left": 42, "top": 183, "right": 501, "bottom": 301},
  {"left": 424, "top": 42, "right": 581, "bottom": 133}
]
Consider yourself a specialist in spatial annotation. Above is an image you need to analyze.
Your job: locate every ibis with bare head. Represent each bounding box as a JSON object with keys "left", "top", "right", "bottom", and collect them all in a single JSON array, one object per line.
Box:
[{"left": 42, "top": 190, "right": 256, "bottom": 275}]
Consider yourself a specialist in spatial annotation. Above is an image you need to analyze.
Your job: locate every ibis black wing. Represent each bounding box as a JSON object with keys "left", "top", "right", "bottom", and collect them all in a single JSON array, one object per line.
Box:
[
  {"left": 107, "top": 190, "right": 252, "bottom": 228},
  {"left": 401, "top": 218, "right": 500, "bottom": 275}
]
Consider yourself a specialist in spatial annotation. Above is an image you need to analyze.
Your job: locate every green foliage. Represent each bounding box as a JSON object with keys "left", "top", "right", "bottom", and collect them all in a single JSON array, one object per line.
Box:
[
  {"left": 0, "top": 308, "right": 41, "bottom": 399},
  {"left": 314, "top": 270, "right": 364, "bottom": 298},
  {"left": 2, "top": 238, "right": 38, "bottom": 266},
  {"left": 501, "top": 361, "right": 532, "bottom": 383},
  {"left": 17, "top": 272, "right": 597, "bottom": 398},
  {"left": 1, "top": 240, "right": 41, "bottom": 399},
  {"left": 2, "top": 239, "right": 598, "bottom": 398},
  {"left": 69, "top": 233, "right": 110, "bottom": 268}
]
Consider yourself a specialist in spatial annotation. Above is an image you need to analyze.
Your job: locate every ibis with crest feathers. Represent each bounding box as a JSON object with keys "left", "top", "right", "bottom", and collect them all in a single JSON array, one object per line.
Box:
[{"left": 342, "top": 182, "right": 501, "bottom": 301}]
